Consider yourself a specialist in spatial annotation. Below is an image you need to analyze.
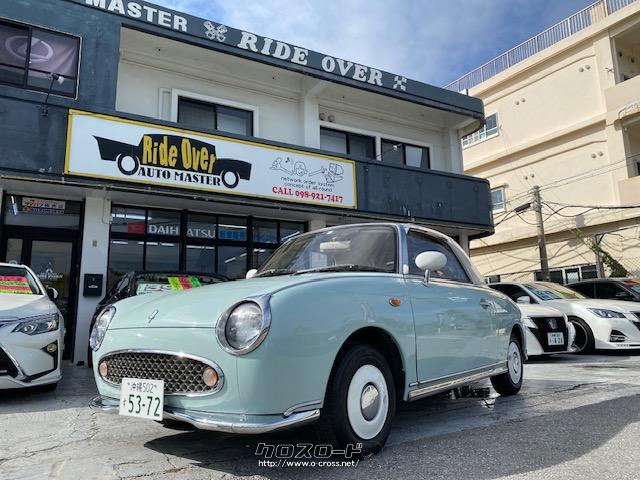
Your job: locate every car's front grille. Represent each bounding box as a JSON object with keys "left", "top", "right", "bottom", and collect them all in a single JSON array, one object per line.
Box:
[
  {"left": 101, "top": 352, "right": 219, "bottom": 394},
  {"left": 0, "top": 348, "right": 18, "bottom": 377},
  {"left": 529, "top": 316, "right": 569, "bottom": 352}
]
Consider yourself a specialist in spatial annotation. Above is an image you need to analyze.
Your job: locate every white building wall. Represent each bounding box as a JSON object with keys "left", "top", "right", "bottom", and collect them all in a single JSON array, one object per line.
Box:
[{"left": 73, "top": 193, "right": 111, "bottom": 364}]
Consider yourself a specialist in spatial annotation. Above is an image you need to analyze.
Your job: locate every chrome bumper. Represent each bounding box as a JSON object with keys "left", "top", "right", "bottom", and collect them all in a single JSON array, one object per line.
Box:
[{"left": 89, "top": 395, "right": 320, "bottom": 434}]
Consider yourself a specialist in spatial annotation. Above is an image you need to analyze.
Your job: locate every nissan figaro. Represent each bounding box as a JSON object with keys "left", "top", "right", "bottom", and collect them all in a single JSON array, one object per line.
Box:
[{"left": 90, "top": 223, "right": 523, "bottom": 452}]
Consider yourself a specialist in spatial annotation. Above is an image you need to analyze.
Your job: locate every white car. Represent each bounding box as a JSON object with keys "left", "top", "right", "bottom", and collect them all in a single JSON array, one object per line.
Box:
[
  {"left": 491, "top": 281, "right": 640, "bottom": 353},
  {"left": 0, "top": 263, "right": 64, "bottom": 390},
  {"left": 517, "top": 303, "right": 575, "bottom": 356}
]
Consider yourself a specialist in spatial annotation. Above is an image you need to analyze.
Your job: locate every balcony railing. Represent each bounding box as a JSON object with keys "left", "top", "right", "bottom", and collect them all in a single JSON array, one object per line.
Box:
[{"left": 445, "top": 0, "right": 637, "bottom": 92}]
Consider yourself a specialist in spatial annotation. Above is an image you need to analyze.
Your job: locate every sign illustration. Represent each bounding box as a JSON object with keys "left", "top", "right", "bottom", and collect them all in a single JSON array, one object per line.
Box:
[{"left": 65, "top": 111, "right": 356, "bottom": 209}]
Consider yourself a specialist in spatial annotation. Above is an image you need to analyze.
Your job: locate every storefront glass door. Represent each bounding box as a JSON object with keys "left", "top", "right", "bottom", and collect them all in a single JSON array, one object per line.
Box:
[{"left": 3, "top": 237, "right": 78, "bottom": 359}]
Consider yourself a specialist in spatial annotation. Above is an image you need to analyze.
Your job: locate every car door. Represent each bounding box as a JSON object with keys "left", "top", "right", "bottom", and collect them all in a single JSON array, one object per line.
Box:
[{"left": 404, "top": 230, "right": 498, "bottom": 382}]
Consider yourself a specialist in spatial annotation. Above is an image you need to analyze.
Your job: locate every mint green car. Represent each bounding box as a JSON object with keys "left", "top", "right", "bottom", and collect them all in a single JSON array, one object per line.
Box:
[{"left": 90, "top": 223, "right": 523, "bottom": 452}]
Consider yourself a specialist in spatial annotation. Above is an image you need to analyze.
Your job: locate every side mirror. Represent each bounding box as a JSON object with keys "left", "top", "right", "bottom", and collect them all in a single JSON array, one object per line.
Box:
[
  {"left": 516, "top": 296, "right": 531, "bottom": 304},
  {"left": 245, "top": 269, "right": 258, "bottom": 279},
  {"left": 46, "top": 287, "right": 59, "bottom": 301},
  {"left": 415, "top": 251, "right": 447, "bottom": 285}
]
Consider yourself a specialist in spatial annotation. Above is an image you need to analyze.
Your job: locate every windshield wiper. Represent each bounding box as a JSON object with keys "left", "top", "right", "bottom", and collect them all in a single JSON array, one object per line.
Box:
[
  {"left": 292, "top": 264, "right": 388, "bottom": 275},
  {"left": 254, "top": 268, "right": 294, "bottom": 278}
]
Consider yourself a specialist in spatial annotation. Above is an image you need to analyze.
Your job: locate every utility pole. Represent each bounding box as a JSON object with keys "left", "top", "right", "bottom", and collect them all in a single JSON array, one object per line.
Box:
[
  {"left": 532, "top": 185, "right": 550, "bottom": 281},
  {"left": 593, "top": 234, "right": 604, "bottom": 278}
]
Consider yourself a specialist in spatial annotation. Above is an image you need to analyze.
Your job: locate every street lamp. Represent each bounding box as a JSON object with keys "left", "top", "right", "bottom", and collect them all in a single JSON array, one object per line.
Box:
[{"left": 41, "top": 73, "right": 65, "bottom": 116}]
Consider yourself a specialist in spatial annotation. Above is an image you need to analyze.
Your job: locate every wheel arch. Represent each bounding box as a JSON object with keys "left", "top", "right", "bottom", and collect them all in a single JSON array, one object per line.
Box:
[
  {"left": 511, "top": 323, "right": 525, "bottom": 356},
  {"left": 327, "top": 326, "right": 406, "bottom": 402}
]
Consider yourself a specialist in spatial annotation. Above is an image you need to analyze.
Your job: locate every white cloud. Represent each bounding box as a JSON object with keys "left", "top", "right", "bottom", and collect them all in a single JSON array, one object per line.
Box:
[{"left": 152, "top": 0, "right": 595, "bottom": 86}]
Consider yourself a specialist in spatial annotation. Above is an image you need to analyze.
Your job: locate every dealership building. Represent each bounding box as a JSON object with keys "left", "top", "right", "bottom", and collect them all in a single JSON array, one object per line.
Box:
[{"left": 0, "top": 0, "right": 492, "bottom": 365}]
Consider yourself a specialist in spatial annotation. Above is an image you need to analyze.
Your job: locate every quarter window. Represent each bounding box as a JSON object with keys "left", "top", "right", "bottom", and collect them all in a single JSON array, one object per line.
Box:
[
  {"left": 177, "top": 97, "right": 253, "bottom": 136},
  {"left": 381, "top": 140, "right": 430, "bottom": 170},
  {"left": 462, "top": 113, "right": 498, "bottom": 148},
  {"left": 406, "top": 231, "right": 470, "bottom": 283},
  {"left": 0, "top": 20, "right": 80, "bottom": 97}
]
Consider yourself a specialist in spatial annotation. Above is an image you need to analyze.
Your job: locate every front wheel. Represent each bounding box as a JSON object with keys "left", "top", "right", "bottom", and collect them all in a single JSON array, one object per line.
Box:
[
  {"left": 321, "top": 344, "right": 396, "bottom": 454},
  {"left": 569, "top": 316, "right": 595, "bottom": 354},
  {"left": 491, "top": 333, "right": 523, "bottom": 396}
]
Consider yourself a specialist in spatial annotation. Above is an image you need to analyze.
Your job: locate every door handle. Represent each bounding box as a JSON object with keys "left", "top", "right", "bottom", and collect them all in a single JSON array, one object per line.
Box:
[{"left": 479, "top": 299, "right": 491, "bottom": 309}]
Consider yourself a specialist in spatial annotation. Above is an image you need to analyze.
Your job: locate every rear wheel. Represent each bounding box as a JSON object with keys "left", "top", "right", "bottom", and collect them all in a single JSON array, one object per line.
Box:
[
  {"left": 321, "top": 343, "right": 396, "bottom": 454},
  {"left": 491, "top": 333, "right": 523, "bottom": 396},
  {"left": 569, "top": 317, "right": 595, "bottom": 354}
]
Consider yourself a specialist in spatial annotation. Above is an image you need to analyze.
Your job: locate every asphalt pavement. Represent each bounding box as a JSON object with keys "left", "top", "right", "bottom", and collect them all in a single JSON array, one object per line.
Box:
[{"left": 1, "top": 352, "right": 639, "bottom": 480}]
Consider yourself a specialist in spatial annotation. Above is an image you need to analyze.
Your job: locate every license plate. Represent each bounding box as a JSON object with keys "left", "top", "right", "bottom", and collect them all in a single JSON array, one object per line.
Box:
[
  {"left": 547, "top": 332, "right": 565, "bottom": 346},
  {"left": 119, "top": 378, "right": 164, "bottom": 420}
]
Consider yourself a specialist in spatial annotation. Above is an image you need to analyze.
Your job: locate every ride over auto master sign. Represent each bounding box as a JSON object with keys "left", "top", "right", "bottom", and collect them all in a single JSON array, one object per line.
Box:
[{"left": 64, "top": 110, "right": 356, "bottom": 209}]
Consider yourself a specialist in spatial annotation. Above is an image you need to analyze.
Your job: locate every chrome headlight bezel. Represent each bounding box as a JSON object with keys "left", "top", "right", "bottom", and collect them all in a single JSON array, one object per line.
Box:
[
  {"left": 12, "top": 313, "right": 60, "bottom": 336},
  {"left": 90, "top": 306, "right": 116, "bottom": 352},
  {"left": 216, "top": 297, "right": 271, "bottom": 355},
  {"left": 587, "top": 308, "right": 626, "bottom": 319}
]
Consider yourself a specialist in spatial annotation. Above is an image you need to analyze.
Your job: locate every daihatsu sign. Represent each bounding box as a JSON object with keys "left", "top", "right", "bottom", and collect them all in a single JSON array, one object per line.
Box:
[{"left": 64, "top": 110, "right": 356, "bottom": 209}]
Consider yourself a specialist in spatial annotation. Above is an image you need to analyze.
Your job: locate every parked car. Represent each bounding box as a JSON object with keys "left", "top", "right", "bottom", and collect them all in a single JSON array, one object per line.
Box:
[
  {"left": 0, "top": 263, "right": 64, "bottom": 390},
  {"left": 517, "top": 303, "right": 575, "bottom": 356},
  {"left": 568, "top": 278, "right": 640, "bottom": 302},
  {"left": 89, "top": 223, "right": 523, "bottom": 453},
  {"left": 88, "top": 271, "right": 227, "bottom": 366},
  {"left": 490, "top": 281, "right": 640, "bottom": 354}
]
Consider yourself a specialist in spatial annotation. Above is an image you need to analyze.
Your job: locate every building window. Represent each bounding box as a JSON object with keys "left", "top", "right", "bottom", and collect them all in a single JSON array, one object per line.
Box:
[
  {"left": 0, "top": 20, "right": 80, "bottom": 97},
  {"left": 462, "top": 113, "right": 498, "bottom": 148},
  {"left": 177, "top": 97, "right": 253, "bottom": 136},
  {"left": 534, "top": 264, "right": 597, "bottom": 284},
  {"left": 491, "top": 187, "right": 506, "bottom": 213},
  {"left": 107, "top": 206, "right": 305, "bottom": 288},
  {"left": 320, "top": 127, "right": 375, "bottom": 159},
  {"left": 381, "top": 140, "right": 430, "bottom": 169}
]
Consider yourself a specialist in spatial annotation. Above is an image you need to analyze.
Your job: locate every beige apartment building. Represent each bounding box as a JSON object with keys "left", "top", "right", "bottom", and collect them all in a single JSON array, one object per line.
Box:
[{"left": 455, "top": 0, "right": 640, "bottom": 284}]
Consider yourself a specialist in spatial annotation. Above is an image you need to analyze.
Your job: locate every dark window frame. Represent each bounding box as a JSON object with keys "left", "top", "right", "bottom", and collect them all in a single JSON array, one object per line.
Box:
[
  {"left": 107, "top": 205, "right": 306, "bottom": 286},
  {"left": 320, "top": 127, "right": 376, "bottom": 159},
  {"left": 380, "top": 139, "right": 431, "bottom": 170},
  {"left": 0, "top": 18, "right": 80, "bottom": 98},
  {"left": 177, "top": 96, "right": 254, "bottom": 136}
]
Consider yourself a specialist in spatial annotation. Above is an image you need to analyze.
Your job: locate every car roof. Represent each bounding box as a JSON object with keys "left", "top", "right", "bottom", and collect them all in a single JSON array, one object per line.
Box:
[{"left": 0, "top": 262, "right": 28, "bottom": 268}]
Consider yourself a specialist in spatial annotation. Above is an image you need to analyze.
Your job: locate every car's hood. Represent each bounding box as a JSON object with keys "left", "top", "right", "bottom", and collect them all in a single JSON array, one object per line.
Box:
[
  {"left": 518, "top": 303, "right": 563, "bottom": 317},
  {"left": 0, "top": 294, "right": 53, "bottom": 320},
  {"left": 108, "top": 273, "right": 336, "bottom": 329},
  {"left": 542, "top": 298, "right": 640, "bottom": 314}
]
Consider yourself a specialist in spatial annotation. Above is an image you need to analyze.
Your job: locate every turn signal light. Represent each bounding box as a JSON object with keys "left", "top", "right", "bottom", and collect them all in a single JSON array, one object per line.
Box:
[
  {"left": 99, "top": 360, "right": 108, "bottom": 378},
  {"left": 202, "top": 367, "right": 219, "bottom": 387}
]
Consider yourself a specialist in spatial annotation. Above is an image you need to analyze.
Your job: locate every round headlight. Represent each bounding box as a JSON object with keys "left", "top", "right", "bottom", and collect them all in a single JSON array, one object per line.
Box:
[
  {"left": 90, "top": 306, "right": 116, "bottom": 352},
  {"left": 217, "top": 301, "right": 270, "bottom": 354}
]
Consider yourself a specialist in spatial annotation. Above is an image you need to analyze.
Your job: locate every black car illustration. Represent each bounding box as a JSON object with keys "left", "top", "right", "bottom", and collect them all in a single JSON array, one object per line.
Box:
[{"left": 94, "top": 135, "right": 252, "bottom": 189}]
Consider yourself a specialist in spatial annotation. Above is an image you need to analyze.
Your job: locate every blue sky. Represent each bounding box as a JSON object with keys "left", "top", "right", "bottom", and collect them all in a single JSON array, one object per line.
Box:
[{"left": 152, "top": 0, "right": 596, "bottom": 86}]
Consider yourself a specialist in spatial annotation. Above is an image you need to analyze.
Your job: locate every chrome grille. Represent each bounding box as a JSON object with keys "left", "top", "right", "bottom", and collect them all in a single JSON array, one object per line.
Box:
[{"left": 102, "top": 352, "right": 218, "bottom": 394}]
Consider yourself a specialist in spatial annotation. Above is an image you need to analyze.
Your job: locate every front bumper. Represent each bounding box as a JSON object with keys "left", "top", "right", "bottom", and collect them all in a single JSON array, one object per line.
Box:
[{"left": 90, "top": 395, "right": 320, "bottom": 434}]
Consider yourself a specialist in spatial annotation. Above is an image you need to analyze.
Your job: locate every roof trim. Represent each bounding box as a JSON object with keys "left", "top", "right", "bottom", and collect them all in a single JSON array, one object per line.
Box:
[{"left": 65, "top": 0, "right": 484, "bottom": 119}]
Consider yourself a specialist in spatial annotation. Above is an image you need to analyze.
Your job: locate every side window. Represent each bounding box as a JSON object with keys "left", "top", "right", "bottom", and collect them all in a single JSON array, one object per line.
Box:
[
  {"left": 406, "top": 231, "right": 470, "bottom": 283},
  {"left": 491, "top": 284, "right": 532, "bottom": 303},
  {"left": 595, "top": 282, "right": 624, "bottom": 299},
  {"left": 570, "top": 283, "right": 594, "bottom": 298}
]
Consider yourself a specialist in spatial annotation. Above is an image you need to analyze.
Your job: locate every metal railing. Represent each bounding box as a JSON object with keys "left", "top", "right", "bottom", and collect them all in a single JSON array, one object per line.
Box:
[{"left": 445, "top": 0, "right": 638, "bottom": 92}]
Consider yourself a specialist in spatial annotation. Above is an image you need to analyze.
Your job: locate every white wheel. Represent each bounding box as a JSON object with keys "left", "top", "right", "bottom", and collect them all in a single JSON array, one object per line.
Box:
[
  {"left": 346, "top": 364, "right": 389, "bottom": 440},
  {"left": 507, "top": 341, "right": 522, "bottom": 384}
]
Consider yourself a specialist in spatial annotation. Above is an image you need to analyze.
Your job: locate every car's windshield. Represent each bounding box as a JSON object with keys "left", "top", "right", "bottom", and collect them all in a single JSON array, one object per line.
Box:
[
  {"left": 524, "top": 282, "right": 586, "bottom": 300},
  {"left": 0, "top": 266, "right": 41, "bottom": 295},
  {"left": 133, "top": 273, "right": 224, "bottom": 295},
  {"left": 256, "top": 225, "right": 397, "bottom": 276}
]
